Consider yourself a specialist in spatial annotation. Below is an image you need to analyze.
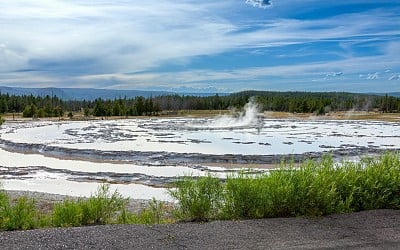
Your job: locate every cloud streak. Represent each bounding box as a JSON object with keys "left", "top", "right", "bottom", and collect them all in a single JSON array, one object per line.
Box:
[
  {"left": 0, "top": 1, "right": 399, "bottom": 92},
  {"left": 246, "top": 0, "right": 273, "bottom": 9}
]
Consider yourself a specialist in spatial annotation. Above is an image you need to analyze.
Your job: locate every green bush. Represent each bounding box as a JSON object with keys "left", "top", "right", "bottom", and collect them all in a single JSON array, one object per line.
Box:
[
  {"left": 170, "top": 153, "right": 400, "bottom": 221},
  {"left": 79, "top": 184, "right": 128, "bottom": 225},
  {"left": 0, "top": 196, "right": 37, "bottom": 231},
  {"left": 118, "top": 198, "right": 169, "bottom": 224},
  {"left": 169, "top": 175, "right": 223, "bottom": 221},
  {"left": 223, "top": 172, "right": 268, "bottom": 219},
  {"left": 354, "top": 153, "right": 400, "bottom": 210},
  {"left": 52, "top": 199, "right": 83, "bottom": 227},
  {"left": 0, "top": 183, "right": 169, "bottom": 231},
  {"left": 0, "top": 188, "right": 9, "bottom": 227},
  {"left": 53, "top": 184, "right": 128, "bottom": 227},
  {"left": 221, "top": 158, "right": 345, "bottom": 219}
]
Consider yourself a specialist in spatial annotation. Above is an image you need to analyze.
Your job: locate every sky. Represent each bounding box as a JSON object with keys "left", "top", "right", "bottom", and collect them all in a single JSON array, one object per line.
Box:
[{"left": 0, "top": 0, "right": 400, "bottom": 93}]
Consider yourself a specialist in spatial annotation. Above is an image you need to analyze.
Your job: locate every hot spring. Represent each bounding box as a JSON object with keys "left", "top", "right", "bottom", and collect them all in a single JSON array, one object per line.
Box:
[{"left": 1, "top": 104, "right": 400, "bottom": 200}]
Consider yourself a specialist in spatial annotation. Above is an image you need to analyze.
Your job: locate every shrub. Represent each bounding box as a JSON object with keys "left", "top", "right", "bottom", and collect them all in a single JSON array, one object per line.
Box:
[
  {"left": 169, "top": 153, "right": 400, "bottom": 221},
  {"left": 223, "top": 172, "right": 269, "bottom": 219},
  {"left": 52, "top": 199, "right": 83, "bottom": 227},
  {"left": 79, "top": 184, "right": 128, "bottom": 225},
  {"left": 0, "top": 196, "right": 37, "bottom": 231},
  {"left": 1, "top": 184, "right": 170, "bottom": 230},
  {"left": 52, "top": 184, "right": 128, "bottom": 227},
  {"left": 355, "top": 153, "right": 400, "bottom": 210},
  {"left": 118, "top": 198, "right": 169, "bottom": 224},
  {"left": 169, "top": 175, "right": 223, "bottom": 221},
  {"left": 0, "top": 188, "right": 9, "bottom": 227}
]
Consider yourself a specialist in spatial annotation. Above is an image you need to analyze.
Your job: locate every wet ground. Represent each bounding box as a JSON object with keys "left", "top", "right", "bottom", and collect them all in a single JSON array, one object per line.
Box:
[{"left": 1, "top": 115, "right": 400, "bottom": 199}]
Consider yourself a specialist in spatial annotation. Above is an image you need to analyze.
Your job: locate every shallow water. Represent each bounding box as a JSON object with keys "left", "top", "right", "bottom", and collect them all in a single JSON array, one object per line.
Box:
[
  {"left": 1, "top": 117, "right": 399, "bottom": 199},
  {"left": 2, "top": 119, "right": 399, "bottom": 155}
]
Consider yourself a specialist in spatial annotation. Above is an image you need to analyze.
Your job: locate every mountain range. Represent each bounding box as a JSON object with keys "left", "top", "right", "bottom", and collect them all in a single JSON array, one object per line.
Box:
[{"left": 0, "top": 86, "right": 399, "bottom": 100}]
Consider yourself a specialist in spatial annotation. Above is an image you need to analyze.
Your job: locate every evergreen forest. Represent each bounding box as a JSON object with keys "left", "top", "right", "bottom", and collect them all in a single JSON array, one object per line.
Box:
[{"left": 0, "top": 91, "right": 399, "bottom": 119}]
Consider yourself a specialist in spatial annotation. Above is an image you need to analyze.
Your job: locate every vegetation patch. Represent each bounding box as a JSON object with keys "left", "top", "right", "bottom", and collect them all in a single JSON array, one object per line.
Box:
[
  {"left": 0, "top": 184, "right": 169, "bottom": 231},
  {"left": 1, "top": 153, "right": 400, "bottom": 230},
  {"left": 1, "top": 91, "right": 400, "bottom": 120},
  {"left": 169, "top": 153, "right": 400, "bottom": 221}
]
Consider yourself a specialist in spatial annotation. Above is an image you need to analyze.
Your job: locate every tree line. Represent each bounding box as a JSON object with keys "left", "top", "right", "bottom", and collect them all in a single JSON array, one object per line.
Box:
[{"left": 0, "top": 91, "right": 399, "bottom": 119}]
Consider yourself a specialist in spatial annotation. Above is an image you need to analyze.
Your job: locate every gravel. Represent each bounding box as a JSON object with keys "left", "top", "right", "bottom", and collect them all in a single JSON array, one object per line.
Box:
[{"left": 1, "top": 209, "right": 399, "bottom": 249}]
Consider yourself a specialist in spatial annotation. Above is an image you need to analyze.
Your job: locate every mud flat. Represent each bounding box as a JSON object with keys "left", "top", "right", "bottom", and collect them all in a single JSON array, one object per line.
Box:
[
  {"left": 0, "top": 137, "right": 397, "bottom": 166},
  {"left": 1, "top": 117, "right": 400, "bottom": 199}
]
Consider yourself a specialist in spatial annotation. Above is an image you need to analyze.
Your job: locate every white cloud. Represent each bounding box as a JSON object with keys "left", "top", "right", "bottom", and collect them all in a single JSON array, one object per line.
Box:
[
  {"left": 0, "top": 1, "right": 238, "bottom": 74},
  {"left": 326, "top": 72, "right": 343, "bottom": 77},
  {"left": 389, "top": 74, "right": 400, "bottom": 81},
  {"left": 245, "top": 0, "right": 273, "bottom": 9},
  {"left": 367, "top": 72, "right": 379, "bottom": 80},
  {"left": 1, "top": 1, "right": 398, "bottom": 75},
  {"left": 0, "top": 1, "right": 399, "bottom": 92}
]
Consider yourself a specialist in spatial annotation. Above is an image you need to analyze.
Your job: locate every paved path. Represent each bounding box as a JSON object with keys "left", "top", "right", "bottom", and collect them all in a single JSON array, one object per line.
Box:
[{"left": 1, "top": 209, "right": 399, "bottom": 249}]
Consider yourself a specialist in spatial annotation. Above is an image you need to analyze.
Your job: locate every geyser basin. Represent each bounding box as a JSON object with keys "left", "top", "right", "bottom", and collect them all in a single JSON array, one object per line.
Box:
[
  {"left": 1, "top": 118, "right": 399, "bottom": 157},
  {"left": 1, "top": 117, "right": 400, "bottom": 199}
]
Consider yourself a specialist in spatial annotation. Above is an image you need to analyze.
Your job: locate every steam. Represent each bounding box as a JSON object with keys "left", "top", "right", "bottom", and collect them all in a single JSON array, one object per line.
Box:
[{"left": 191, "top": 99, "right": 262, "bottom": 129}]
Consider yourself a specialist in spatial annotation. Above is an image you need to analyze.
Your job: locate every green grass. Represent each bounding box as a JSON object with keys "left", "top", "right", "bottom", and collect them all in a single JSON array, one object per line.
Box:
[
  {"left": 52, "top": 185, "right": 131, "bottom": 226},
  {"left": 169, "top": 175, "right": 224, "bottom": 221},
  {"left": 51, "top": 185, "right": 172, "bottom": 227},
  {"left": 118, "top": 198, "right": 171, "bottom": 224},
  {"left": 0, "top": 190, "right": 38, "bottom": 231},
  {"left": 52, "top": 199, "right": 84, "bottom": 227},
  {"left": 169, "top": 153, "right": 400, "bottom": 221},
  {"left": 1, "top": 153, "right": 400, "bottom": 231},
  {"left": 0, "top": 184, "right": 169, "bottom": 231}
]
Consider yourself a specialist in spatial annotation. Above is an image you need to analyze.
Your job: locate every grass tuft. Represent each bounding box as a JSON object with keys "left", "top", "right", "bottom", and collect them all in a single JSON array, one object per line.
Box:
[
  {"left": 52, "top": 184, "right": 128, "bottom": 227},
  {"left": 169, "top": 175, "right": 223, "bottom": 222},
  {"left": 169, "top": 153, "right": 400, "bottom": 221},
  {"left": 52, "top": 199, "right": 83, "bottom": 227},
  {"left": 0, "top": 194, "right": 38, "bottom": 231},
  {"left": 118, "top": 198, "right": 170, "bottom": 224}
]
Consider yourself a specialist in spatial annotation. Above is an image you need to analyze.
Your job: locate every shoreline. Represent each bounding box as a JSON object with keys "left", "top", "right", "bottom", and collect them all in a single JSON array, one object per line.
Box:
[{"left": 2, "top": 110, "right": 400, "bottom": 122}]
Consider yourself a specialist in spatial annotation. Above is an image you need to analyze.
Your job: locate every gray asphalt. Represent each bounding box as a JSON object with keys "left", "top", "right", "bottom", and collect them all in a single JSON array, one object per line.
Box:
[{"left": 1, "top": 209, "right": 399, "bottom": 249}]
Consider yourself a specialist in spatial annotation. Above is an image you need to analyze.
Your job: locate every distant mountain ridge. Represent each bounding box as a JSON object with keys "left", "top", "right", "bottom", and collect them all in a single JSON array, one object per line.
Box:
[
  {"left": 1, "top": 86, "right": 399, "bottom": 100},
  {"left": 374, "top": 92, "right": 400, "bottom": 97},
  {"left": 0, "top": 86, "right": 174, "bottom": 100}
]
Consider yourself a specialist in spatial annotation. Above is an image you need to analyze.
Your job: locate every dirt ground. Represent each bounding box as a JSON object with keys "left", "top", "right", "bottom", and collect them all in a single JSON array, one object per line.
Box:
[{"left": 0, "top": 209, "right": 399, "bottom": 249}]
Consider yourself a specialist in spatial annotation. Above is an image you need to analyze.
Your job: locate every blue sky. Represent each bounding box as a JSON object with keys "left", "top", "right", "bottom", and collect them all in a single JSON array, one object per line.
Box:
[{"left": 1, "top": 0, "right": 399, "bottom": 93}]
